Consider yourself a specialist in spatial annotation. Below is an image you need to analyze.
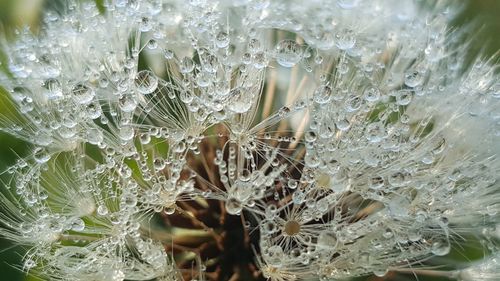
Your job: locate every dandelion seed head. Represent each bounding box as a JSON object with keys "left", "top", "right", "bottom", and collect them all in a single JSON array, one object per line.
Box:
[{"left": 0, "top": 0, "right": 499, "bottom": 280}]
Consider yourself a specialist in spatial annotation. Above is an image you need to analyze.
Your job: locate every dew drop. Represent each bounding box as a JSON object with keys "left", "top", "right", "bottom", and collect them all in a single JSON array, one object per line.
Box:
[
  {"left": 147, "top": 39, "right": 158, "bottom": 50},
  {"left": 364, "top": 87, "right": 380, "bottom": 103},
  {"left": 87, "top": 128, "right": 103, "bottom": 145},
  {"left": 225, "top": 197, "right": 242, "bottom": 215},
  {"left": 163, "top": 49, "right": 174, "bottom": 59},
  {"left": 71, "top": 218, "right": 85, "bottom": 231},
  {"left": 395, "top": 90, "right": 412, "bottom": 105},
  {"left": 139, "top": 133, "right": 151, "bottom": 144},
  {"left": 134, "top": 70, "right": 158, "bottom": 95},
  {"left": 404, "top": 69, "right": 424, "bottom": 88},
  {"left": 44, "top": 78, "right": 63, "bottom": 100},
  {"left": 313, "top": 84, "right": 333, "bottom": 104},
  {"left": 97, "top": 205, "right": 108, "bottom": 216},
  {"left": 24, "top": 259, "right": 36, "bottom": 269},
  {"left": 119, "top": 126, "right": 135, "bottom": 141},
  {"left": 119, "top": 94, "right": 138, "bottom": 112},
  {"left": 179, "top": 57, "right": 195, "bottom": 73},
  {"left": 431, "top": 238, "right": 450, "bottom": 256},
  {"left": 337, "top": 0, "right": 359, "bottom": 9},
  {"left": 72, "top": 83, "right": 95, "bottom": 104},
  {"left": 369, "top": 176, "right": 384, "bottom": 190},
  {"left": 215, "top": 31, "right": 230, "bottom": 48},
  {"left": 33, "top": 147, "right": 51, "bottom": 164},
  {"left": 276, "top": 40, "right": 302, "bottom": 67},
  {"left": 335, "top": 29, "right": 356, "bottom": 50},
  {"left": 226, "top": 88, "right": 253, "bottom": 113}
]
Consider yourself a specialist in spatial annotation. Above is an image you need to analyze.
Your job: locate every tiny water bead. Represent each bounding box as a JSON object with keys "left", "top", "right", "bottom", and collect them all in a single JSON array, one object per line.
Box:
[
  {"left": 276, "top": 39, "right": 303, "bottom": 67},
  {"left": 134, "top": 70, "right": 158, "bottom": 94}
]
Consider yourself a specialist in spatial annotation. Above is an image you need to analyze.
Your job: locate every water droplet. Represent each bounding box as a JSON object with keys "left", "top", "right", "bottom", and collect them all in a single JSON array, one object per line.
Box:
[
  {"left": 365, "top": 122, "right": 385, "bottom": 143},
  {"left": 336, "top": 119, "right": 351, "bottom": 131},
  {"left": 72, "top": 83, "right": 95, "bottom": 104},
  {"left": 395, "top": 90, "right": 412, "bottom": 105},
  {"left": 71, "top": 218, "right": 85, "bottom": 231},
  {"left": 97, "top": 205, "right": 108, "bottom": 216},
  {"left": 253, "top": 51, "right": 267, "bottom": 69},
  {"left": 139, "top": 17, "right": 152, "bottom": 32},
  {"left": 314, "top": 84, "right": 333, "bottom": 104},
  {"left": 147, "top": 39, "right": 158, "bottom": 50},
  {"left": 215, "top": 31, "right": 229, "bottom": 48},
  {"left": 87, "top": 128, "right": 103, "bottom": 145},
  {"left": 44, "top": 78, "right": 63, "bottom": 100},
  {"left": 119, "top": 94, "right": 138, "bottom": 112},
  {"left": 179, "top": 57, "right": 195, "bottom": 73},
  {"left": 431, "top": 238, "right": 450, "bottom": 256},
  {"left": 153, "top": 158, "right": 165, "bottom": 170},
  {"left": 373, "top": 268, "right": 388, "bottom": 277},
  {"left": 335, "top": 29, "right": 356, "bottom": 50},
  {"left": 134, "top": 70, "right": 158, "bottom": 95},
  {"left": 337, "top": 0, "right": 359, "bottom": 9},
  {"left": 404, "top": 69, "right": 424, "bottom": 88},
  {"left": 19, "top": 96, "right": 34, "bottom": 113},
  {"left": 139, "top": 133, "right": 151, "bottom": 144},
  {"left": 225, "top": 197, "right": 242, "bottom": 215},
  {"left": 226, "top": 88, "right": 253, "bottom": 113},
  {"left": 119, "top": 126, "right": 135, "bottom": 141},
  {"left": 363, "top": 87, "right": 380, "bottom": 103},
  {"left": 163, "top": 49, "right": 174, "bottom": 59},
  {"left": 33, "top": 147, "right": 51, "bottom": 164},
  {"left": 276, "top": 40, "right": 302, "bottom": 67},
  {"left": 24, "top": 259, "right": 36, "bottom": 269},
  {"left": 305, "top": 131, "right": 317, "bottom": 142},
  {"left": 388, "top": 172, "right": 408, "bottom": 187}
]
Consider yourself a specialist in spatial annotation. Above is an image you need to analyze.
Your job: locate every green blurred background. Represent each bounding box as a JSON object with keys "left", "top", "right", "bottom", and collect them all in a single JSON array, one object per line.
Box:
[{"left": 0, "top": 0, "right": 498, "bottom": 280}]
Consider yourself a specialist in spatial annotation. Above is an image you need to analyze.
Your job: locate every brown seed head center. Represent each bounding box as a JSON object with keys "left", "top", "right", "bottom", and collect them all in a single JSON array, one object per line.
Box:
[{"left": 283, "top": 220, "right": 301, "bottom": 236}]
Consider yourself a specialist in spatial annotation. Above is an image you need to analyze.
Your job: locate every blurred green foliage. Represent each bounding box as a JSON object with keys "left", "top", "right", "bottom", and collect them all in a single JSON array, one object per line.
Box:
[{"left": 0, "top": 0, "right": 498, "bottom": 280}]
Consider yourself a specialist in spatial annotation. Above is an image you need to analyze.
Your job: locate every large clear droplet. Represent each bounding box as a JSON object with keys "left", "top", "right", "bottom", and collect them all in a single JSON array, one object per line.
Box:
[
  {"left": 225, "top": 197, "right": 243, "bottom": 215},
  {"left": 276, "top": 40, "right": 302, "bottom": 67},
  {"left": 313, "top": 84, "right": 333, "bottom": 104},
  {"left": 431, "top": 238, "right": 450, "bottom": 256},
  {"left": 72, "top": 83, "right": 95, "bottom": 104},
  {"left": 179, "top": 57, "right": 195, "bottom": 73},
  {"left": 335, "top": 29, "right": 356, "bottom": 50},
  {"left": 119, "top": 126, "right": 135, "bottom": 141},
  {"left": 134, "top": 70, "right": 158, "bottom": 95},
  {"left": 404, "top": 69, "right": 424, "bottom": 88},
  {"left": 33, "top": 147, "right": 51, "bottom": 164},
  {"left": 226, "top": 88, "right": 253, "bottom": 113},
  {"left": 215, "top": 31, "right": 229, "bottom": 48},
  {"left": 119, "top": 94, "right": 138, "bottom": 112}
]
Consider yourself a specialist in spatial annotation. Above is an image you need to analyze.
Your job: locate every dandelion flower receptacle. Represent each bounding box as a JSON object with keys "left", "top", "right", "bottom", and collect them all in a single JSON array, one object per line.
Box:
[{"left": 0, "top": 0, "right": 499, "bottom": 280}]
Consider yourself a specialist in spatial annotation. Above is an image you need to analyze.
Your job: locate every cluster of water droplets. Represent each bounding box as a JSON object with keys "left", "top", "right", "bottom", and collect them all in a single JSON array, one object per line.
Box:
[{"left": 0, "top": 1, "right": 499, "bottom": 281}]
